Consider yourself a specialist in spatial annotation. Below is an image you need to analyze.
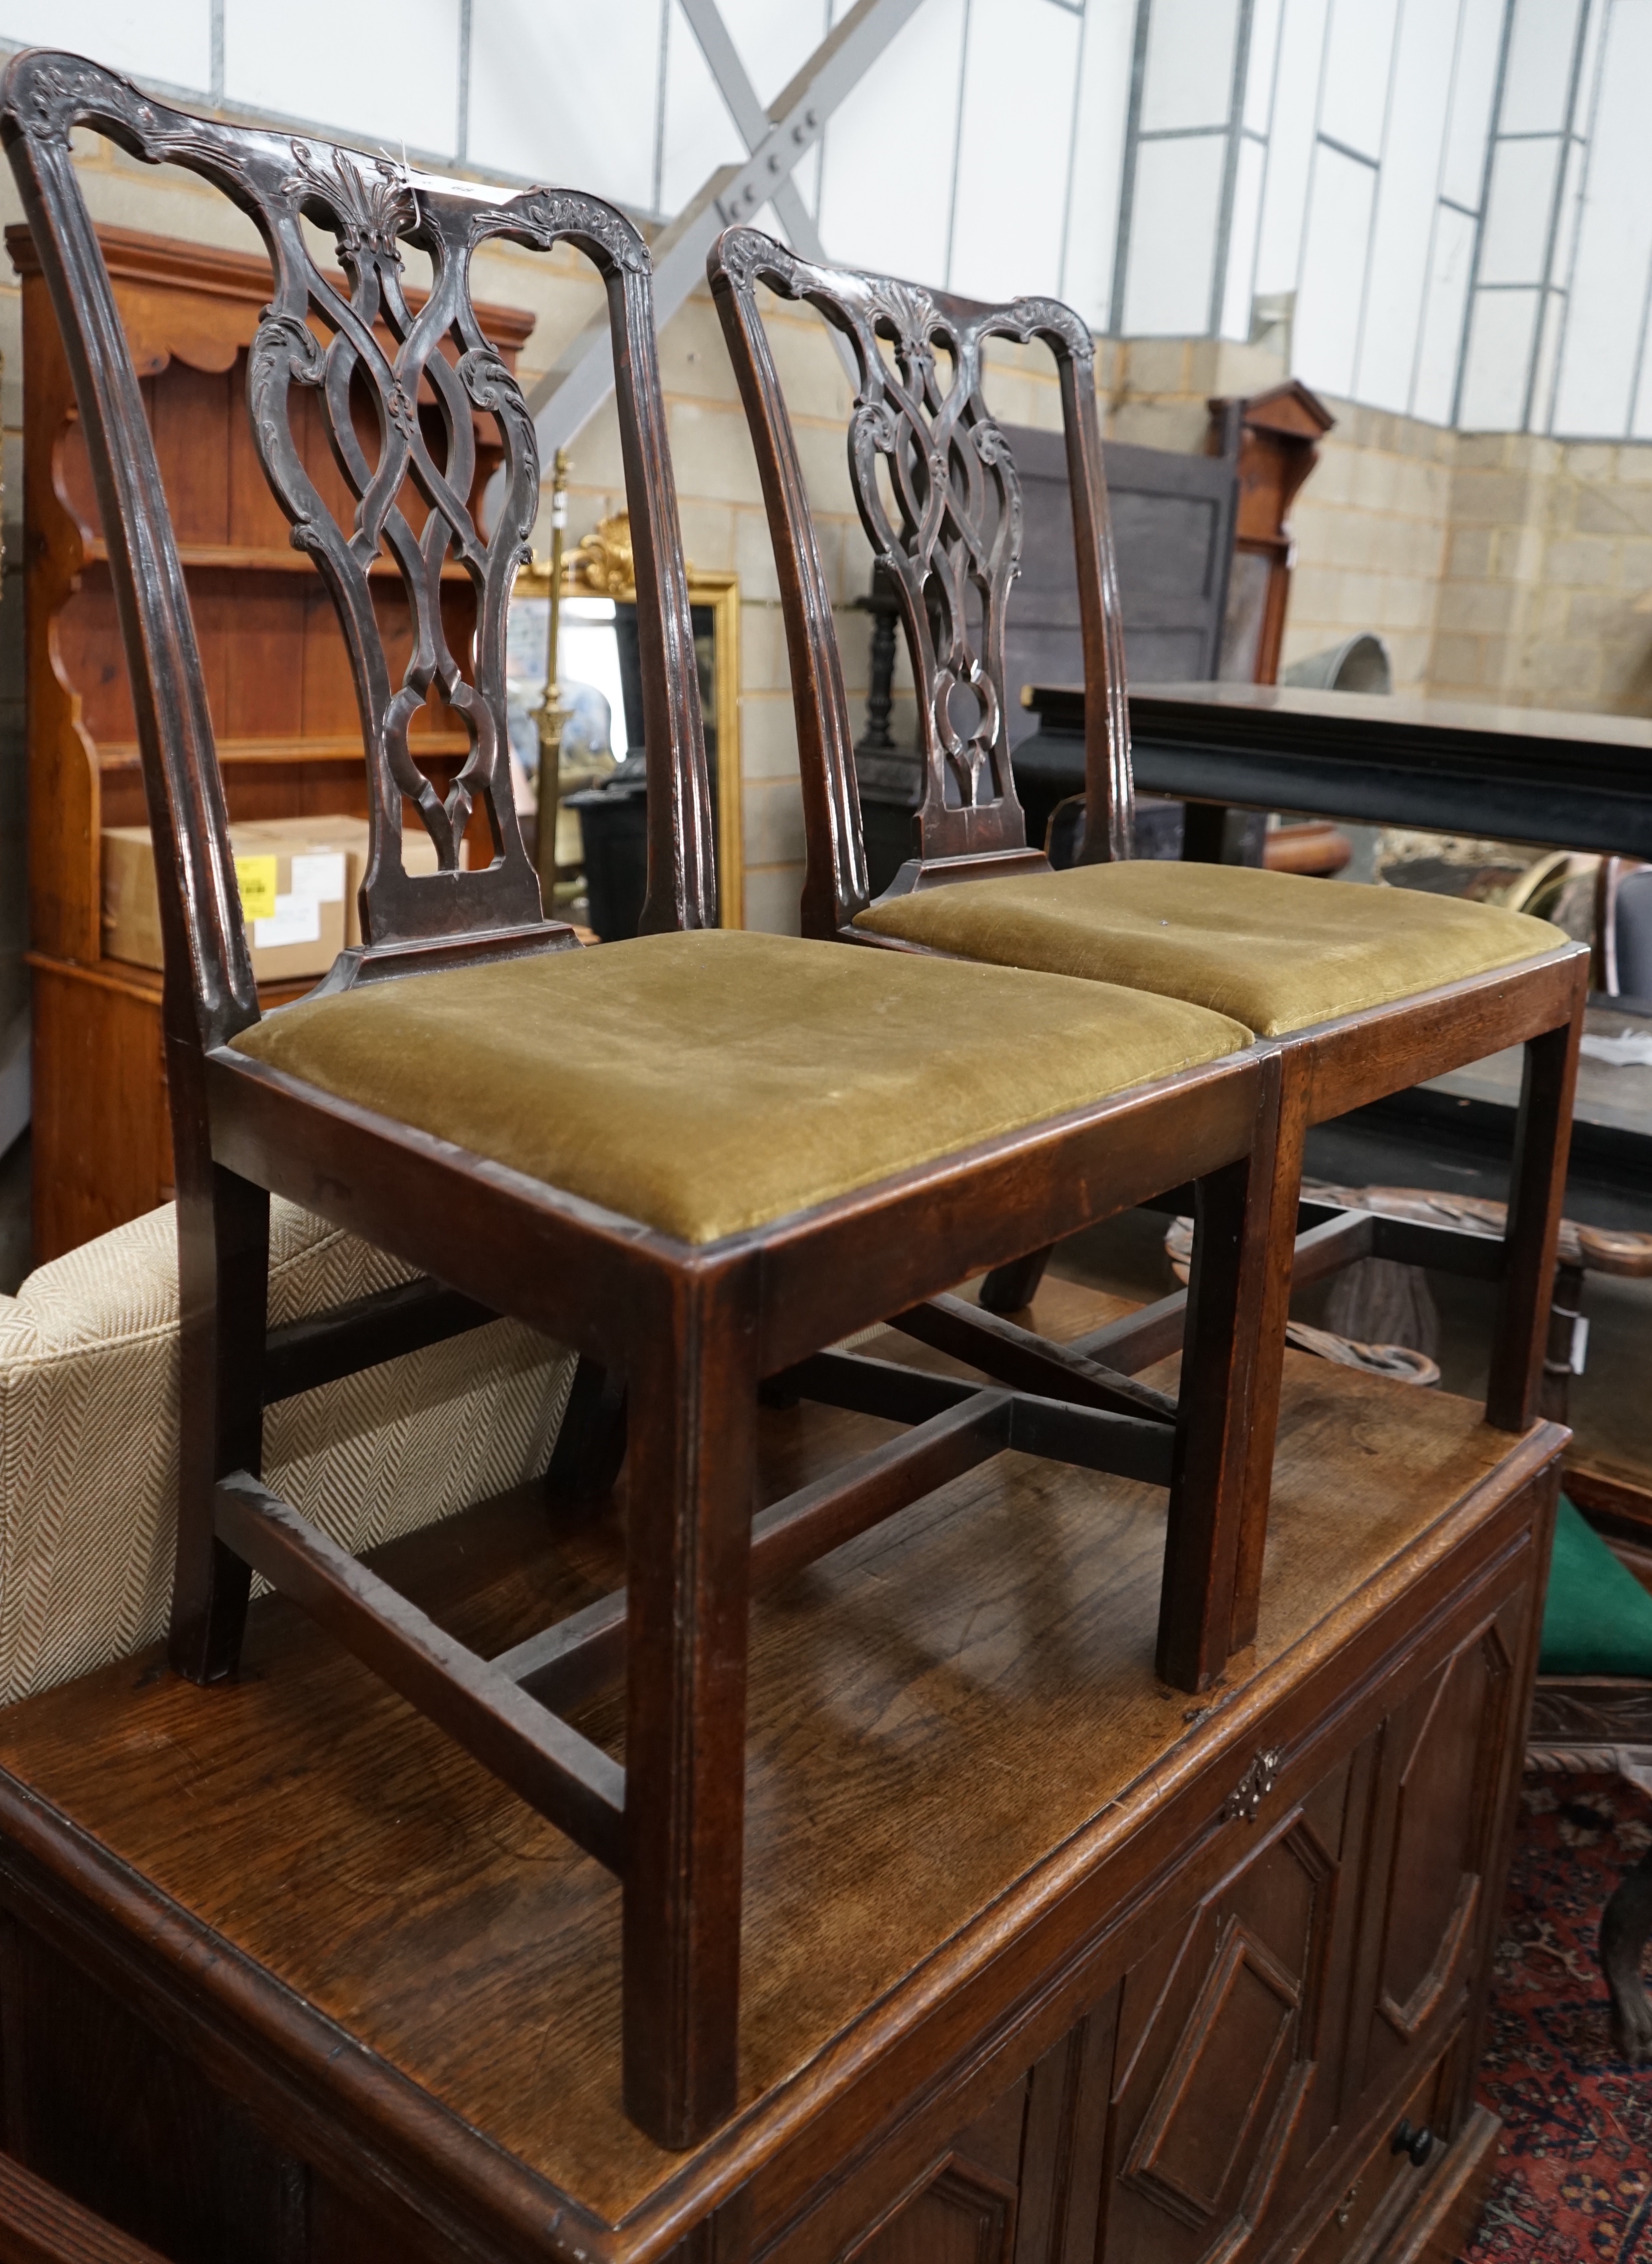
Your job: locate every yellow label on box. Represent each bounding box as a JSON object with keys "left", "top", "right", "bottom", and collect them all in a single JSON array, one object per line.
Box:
[{"left": 234, "top": 856, "right": 279, "bottom": 921}]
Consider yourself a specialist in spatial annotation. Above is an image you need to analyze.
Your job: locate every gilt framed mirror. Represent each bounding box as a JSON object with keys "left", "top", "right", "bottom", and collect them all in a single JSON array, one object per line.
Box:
[{"left": 510, "top": 512, "right": 742, "bottom": 934}]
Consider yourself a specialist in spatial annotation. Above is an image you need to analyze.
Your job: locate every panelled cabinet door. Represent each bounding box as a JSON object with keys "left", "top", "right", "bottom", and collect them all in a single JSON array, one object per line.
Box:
[
  {"left": 1097, "top": 1794, "right": 1346, "bottom": 2264},
  {"left": 842, "top": 2008, "right": 1118, "bottom": 2264},
  {"left": 1352, "top": 1609, "right": 1517, "bottom": 2109},
  {"left": 847, "top": 2078, "right": 1029, "bottom": 2264}
]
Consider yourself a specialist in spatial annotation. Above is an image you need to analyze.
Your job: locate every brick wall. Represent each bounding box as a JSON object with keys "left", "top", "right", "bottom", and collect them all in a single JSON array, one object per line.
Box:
[
  {"left": 1095, "top": 339, "right": 1652, "bottom": 713},
  {"left": 1093, "top": 339, "right": 1457, "bottom": 694},
  {"left": 1429, "top": 435, "right": 1652, "bottom": 714},
  {"left": 1283, "top": 406, "right": 1456, "bottom": 693}
]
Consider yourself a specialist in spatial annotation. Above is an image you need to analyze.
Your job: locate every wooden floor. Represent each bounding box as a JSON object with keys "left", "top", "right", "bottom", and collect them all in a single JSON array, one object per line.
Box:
[{"left": 0, "top": 1276, "right": 1553, "bottom": 2225}]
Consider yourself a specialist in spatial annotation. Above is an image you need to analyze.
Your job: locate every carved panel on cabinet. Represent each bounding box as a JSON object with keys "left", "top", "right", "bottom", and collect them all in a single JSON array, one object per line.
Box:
[
  {"left": 0, "top": 1915, "right": 444, "bottom": 2263},
  {"left": 1103, "top": 1811, "right": 1338, "bottom": 2264},
  {"left": 837, "top": 2001, "right": 1119, "bottom": 2264},
  {"left": 848, "top": 2155, "right": 1019, "bottom": 2264},
  {"left": 848, "top": 2079, "right": 1026, "bottom": 2264},
  {"left": 1360, "top": 1622, "right": 1513, "bottom": 2097}
]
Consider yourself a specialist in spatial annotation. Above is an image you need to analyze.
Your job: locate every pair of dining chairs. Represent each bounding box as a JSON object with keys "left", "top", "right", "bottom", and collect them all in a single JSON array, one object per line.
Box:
[{"left": 3, "top": 49, "right": 1584, "bottom": 2149}]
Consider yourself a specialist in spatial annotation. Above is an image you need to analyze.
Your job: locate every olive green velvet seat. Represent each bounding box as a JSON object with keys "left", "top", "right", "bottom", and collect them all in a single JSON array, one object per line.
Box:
[
  {"left": 851, "top": 861, "right": 1561, "bottom": 1040},
  {"left": 230, "top": 929, "right": 1249, "bottom": 1246}
]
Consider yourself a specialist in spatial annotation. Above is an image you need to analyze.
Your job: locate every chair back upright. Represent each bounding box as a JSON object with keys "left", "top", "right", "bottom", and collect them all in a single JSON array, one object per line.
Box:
[
  {"left": 1, "top": 48, "right": 715, "bottom": 1079},
  {"left": 709, "top": 224, "right": 1132, "bottom": 939}
]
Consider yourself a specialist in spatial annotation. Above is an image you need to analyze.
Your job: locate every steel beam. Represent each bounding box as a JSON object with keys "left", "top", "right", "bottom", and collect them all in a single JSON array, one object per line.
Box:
[
  {"left": 678, "top": 0, "right": 826, "bottom": 263},
  {"left": 521, "top": 0, "right": 922, "bottom": 463}
]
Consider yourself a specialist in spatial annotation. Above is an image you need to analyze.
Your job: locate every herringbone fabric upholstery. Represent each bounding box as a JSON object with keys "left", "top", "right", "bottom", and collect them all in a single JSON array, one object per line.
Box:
[{"left": 0, "top": 1201, "right": 574, "bottom": 1705}]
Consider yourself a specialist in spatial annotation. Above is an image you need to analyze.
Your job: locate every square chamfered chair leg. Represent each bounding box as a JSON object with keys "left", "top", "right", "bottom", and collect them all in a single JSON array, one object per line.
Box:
[
  {"left": 1157, "top": 1051, "right": 1300, "bottom": 1690},
  {"left": 170, "top": 1161, "right": 269, "bottom": 1685},
  {"left": 621, "top": 1266, "right": 761, "bottom": 2147},
  {"left": 1229, "top": 1046, "right": 1310, "bottom": 1659},
  {"left": 1486, "top": 1014, "right": 1584, "bottom": 1433},
  {"left": 978, "top": 1244, "right": 1055, "bottom": 1313}
]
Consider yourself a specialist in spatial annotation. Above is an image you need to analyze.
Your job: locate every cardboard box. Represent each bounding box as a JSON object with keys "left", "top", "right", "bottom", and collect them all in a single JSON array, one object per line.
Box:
[
  {"left": 102, "top": 810, "right": 469, "bottom": 976},
  {"left": 102, "top": 824, "right": 349, "bottom": 982},
  {"left": 230, "top": 819, "right": 366, "bottom": 948},
  {"left": 231, "top": 817, "right": 443, "bottom": 946}
]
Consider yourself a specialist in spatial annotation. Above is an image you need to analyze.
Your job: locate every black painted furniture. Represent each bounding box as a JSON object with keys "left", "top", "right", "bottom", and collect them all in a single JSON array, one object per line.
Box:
[{"left": 1018, "top": 680, "right": 1652, "bottom": 862}]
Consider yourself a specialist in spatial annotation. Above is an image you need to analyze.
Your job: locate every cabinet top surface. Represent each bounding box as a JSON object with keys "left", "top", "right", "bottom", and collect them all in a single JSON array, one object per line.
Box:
[{"left": 0, "top": 1283, "right": 1561, "bottom": 2240}]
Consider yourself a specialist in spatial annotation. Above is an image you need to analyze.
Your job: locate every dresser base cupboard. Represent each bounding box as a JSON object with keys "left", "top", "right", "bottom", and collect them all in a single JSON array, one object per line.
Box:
[{"left": 0, "top": 1334, "right": 1555, "bottom": 2264}]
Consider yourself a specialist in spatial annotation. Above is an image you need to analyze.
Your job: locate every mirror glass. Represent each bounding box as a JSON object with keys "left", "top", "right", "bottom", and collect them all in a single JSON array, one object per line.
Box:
[{"left": 507, "top": 517, "right": 741, "bottom": 936}]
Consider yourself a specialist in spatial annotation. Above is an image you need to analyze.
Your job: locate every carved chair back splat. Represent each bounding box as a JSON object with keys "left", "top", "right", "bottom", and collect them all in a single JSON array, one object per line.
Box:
[
  {"left": 708, "top": 228, "right": 1130, "bottom": 940},
  {"left": 7, "top": 54, "right": 1301, "bottom": 2154}
]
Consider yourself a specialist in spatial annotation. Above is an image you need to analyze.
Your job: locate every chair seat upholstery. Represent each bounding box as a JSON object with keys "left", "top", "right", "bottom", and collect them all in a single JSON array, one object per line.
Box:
[
  {"left": 852, "top": 861, "right": 1562, "bottom": 1039},
  {"left": 229, "top": 929, "right": 1249, "bottom": 1245}
]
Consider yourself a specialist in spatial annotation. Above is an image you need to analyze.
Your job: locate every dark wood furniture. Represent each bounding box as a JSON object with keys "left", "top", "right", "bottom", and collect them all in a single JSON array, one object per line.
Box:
[
  {"left": 857, "top": 422, "right": 1247, "bottom": 889},
  {"left": 1005, "top": 407, "right": 1346, "bottom": 877},
  {"left": 12, "top": 220, "right": 536, "bottom": 1262},
  {"left": 1215, "top": 380, "right": 1335, "bottom": 687},
  {"left": 0, "top": 2155, "right": 169, "bottom": 2264},
  {"left": 1022, "top": 679, "right": 1652, "bottom": 1476},
  {"left": 855, "top": 406, "right": 1348, "bottom": 881},
  {"left": 0, "top": 1308, "right": 1562, "bottom": 2264},
  {"left": 1018, "top": 680, "right": 1652, "bottom": 861},
  {"left": 1003, "top": 422, "right": 1240, "bottom": 740},
  {"left": 707, "top": 223, "right": 1586, "bottom": 1540},
  {"left": 1012, "top": 420, "right": 1262, "bottom": 872},
  {"left": 7, "top": 54, "right": 1302, "bottom": 2147}
]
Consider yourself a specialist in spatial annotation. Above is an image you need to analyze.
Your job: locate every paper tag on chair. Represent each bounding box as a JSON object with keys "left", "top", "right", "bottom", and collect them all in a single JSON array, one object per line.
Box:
[{"left": 254, "top": 894, "right": 323, "bottom": 949}]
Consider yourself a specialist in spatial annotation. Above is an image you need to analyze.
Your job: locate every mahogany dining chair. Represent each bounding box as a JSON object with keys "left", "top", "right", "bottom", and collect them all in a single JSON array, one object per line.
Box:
[
  {"left": 7, "top": 53, "right": 1292, "bottom": 2145},
  {"left": 709, "top": 224, "right": 1587, "bottom": 1657}
]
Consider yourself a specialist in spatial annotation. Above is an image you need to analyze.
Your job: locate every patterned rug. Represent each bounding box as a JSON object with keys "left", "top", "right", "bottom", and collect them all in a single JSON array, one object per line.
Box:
[{"left": 1462, "top": 1769, "right": 1652, "bottom": 2261}]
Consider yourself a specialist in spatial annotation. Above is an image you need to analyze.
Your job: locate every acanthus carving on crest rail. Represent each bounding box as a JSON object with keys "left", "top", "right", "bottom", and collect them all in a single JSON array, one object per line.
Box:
[
  {"left": 510, "top": 187, "right": 652, "bottom": 274},
  {"left": 281, "top": 143, "right": 415, "bottom": 259}
]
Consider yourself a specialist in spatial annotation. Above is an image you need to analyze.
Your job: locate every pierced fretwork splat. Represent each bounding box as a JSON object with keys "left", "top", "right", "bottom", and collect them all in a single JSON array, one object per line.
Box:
[
  {"left": 247, "top": 137, "right": 550, "bottom": 931},
  {"left": 845, "top": 276, "right": 1024, "bottom": 821},
  {"left": 711, "top": 227, "right": 1132, "bottom": 931}
]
